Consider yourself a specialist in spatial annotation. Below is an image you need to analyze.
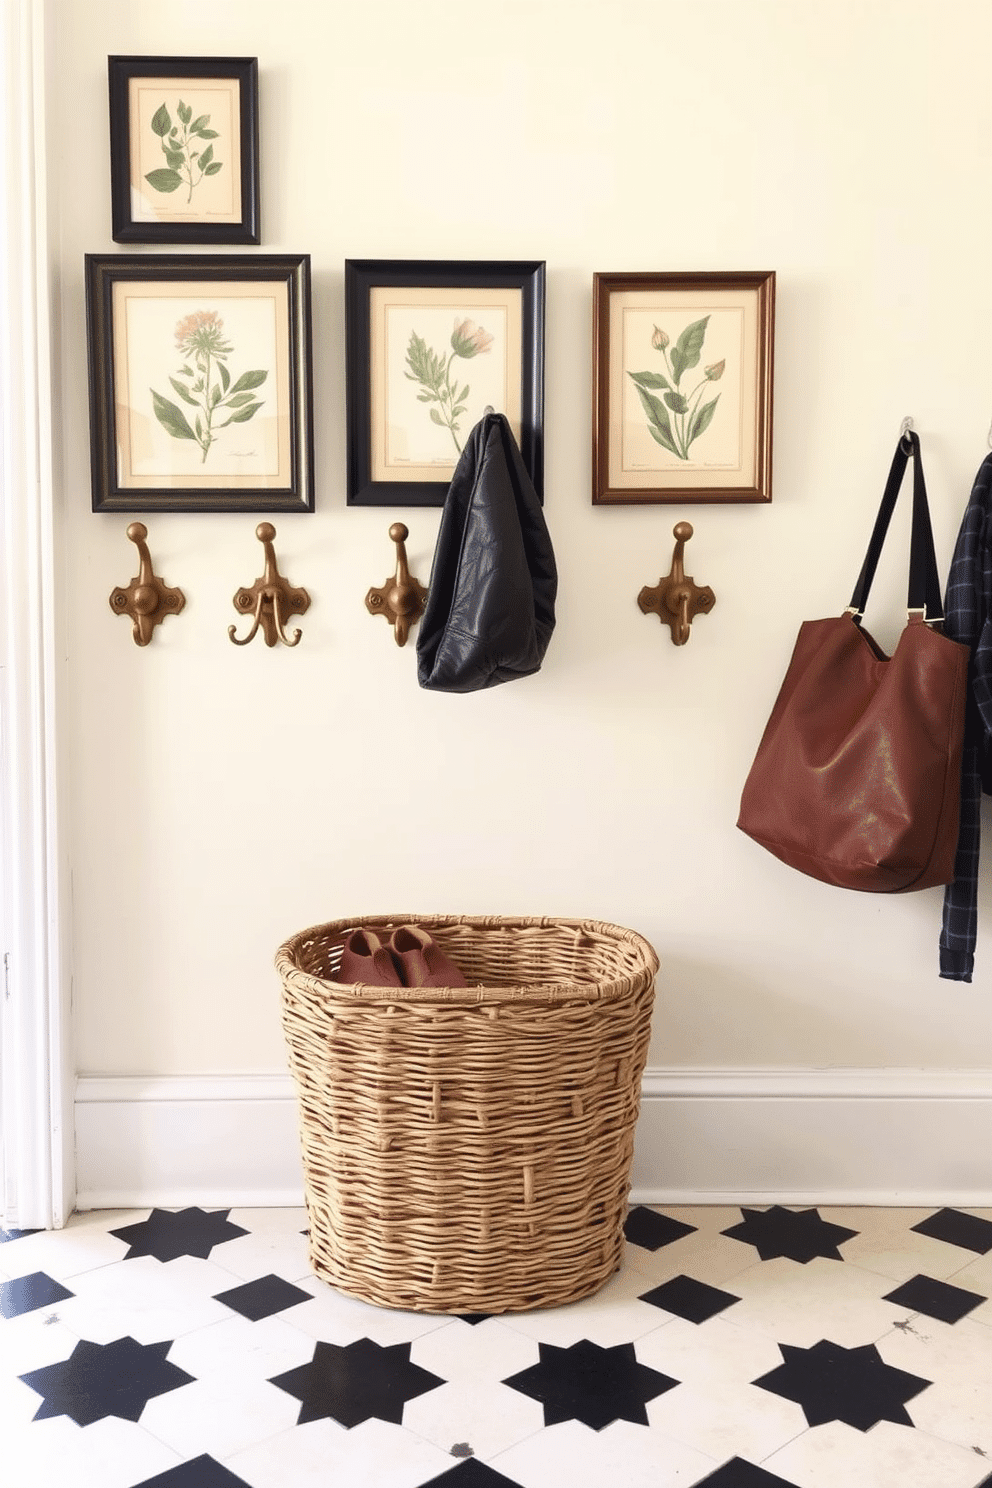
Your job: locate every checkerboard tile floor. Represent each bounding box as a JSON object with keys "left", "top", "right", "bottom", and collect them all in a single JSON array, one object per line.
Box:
[{"left": 4, "top": 1203, "right": 992, "bottom": 1486}]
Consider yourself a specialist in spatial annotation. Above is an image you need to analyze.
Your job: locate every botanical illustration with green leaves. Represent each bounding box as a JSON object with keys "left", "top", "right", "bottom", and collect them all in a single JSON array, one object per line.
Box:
[
  {"left": 151, "top": 310, "right": 267, "bottom": 464},
  {"left": 145, "top": 99, "right": 223, "bottom": 202},
  {"left": 627, "top": 316, "right": 725, "bottom": 461},
  {"left": 404, "top": 317, "right": 494, "bottom": 453}
]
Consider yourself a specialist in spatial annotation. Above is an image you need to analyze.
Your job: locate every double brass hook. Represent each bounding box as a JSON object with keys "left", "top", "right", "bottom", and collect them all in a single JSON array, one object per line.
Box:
[
  {"left": 638, "top": 521, "right": 715, "bottom": 646},
  {"left": 110, "top": 523, "right": 185, "bottom": 646},
  {"left": 229, "top": 523, "right": 310, "bottom": 647},
  {"left": 366, "top": 523, "right": 428, "bottom": 647}
]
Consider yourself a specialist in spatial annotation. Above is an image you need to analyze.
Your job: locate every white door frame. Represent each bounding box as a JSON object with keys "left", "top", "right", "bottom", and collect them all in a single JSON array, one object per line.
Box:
[{"left": 0, "top": 0, "right": 72, "bottom": 1231}]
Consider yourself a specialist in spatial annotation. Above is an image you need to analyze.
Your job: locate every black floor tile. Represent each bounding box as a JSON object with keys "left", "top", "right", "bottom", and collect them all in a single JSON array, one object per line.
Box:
[
  {"left": 691, "top": 1459, "right": 801, "bottom": 1486},
  {"left": 722, "top": 1206, "right": 858, "bottom": 1263},
  {"left": 753, "top": 1338, "right": 932, "bottom": 1431},
  {"left": 0, "top": 1228, "right": 40, "bottom": 1243},
  {"left": 456, "top": 1313, "right": 494, "bottom": 1326},
  {"left": 639, "top": 1274, "right": 741, "bottom": 1324},
  {"left": 19, "top": 1336, "right": 194, "bottom": 1426},
  {"left": 213, "top": 1273, "right": 313, "bottom": 1321},
  {"left": 109, "top": 1207, "right": 249, "bottom": 1263},
  {"left": 503, "top": 1338, "right": 678, "bottom": 1430},
  {"left": 624, "top": 1205, "right": 697, "bottom": 1251},
  {"left": 133, "top": 1457, "right": 253, "bottom": 1487},
  {"left": 0, "top": 1270, "right": 74, "bottom": 1320},
  {"left": 911, "top": 1207, "right": 992, "bottom": 1255},
  {"left": 418, "top": 1460, "right": 525, "bottom": 1486},
  {"left": 269, "top": 1338, "right": 444, "bottom": 1427},
  {"left": 883, "top": 1272, "right": 987, "bottom": 1325}
]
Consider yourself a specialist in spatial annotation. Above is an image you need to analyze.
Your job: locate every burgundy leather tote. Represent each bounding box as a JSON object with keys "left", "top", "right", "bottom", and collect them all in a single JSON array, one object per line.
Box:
[{"left": 737, "top": 432, "right": 968, "bottom": 893}]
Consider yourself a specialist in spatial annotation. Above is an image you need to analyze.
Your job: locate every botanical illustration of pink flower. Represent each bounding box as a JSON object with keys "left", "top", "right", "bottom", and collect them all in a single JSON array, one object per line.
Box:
[
  {"left": 405, "top": 316, "right": 495, "bottom": 452},
  {"left": 150, "top": 310, "right": 268, "bottom": 464},
  {"left": 627, "top": 316, "right": 724, "bottom": 461}
]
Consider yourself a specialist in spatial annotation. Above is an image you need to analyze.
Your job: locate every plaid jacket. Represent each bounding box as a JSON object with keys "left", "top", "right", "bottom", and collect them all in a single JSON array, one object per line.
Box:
[{"left": 939, "top": 453, "right": 992, "bottom": 981}]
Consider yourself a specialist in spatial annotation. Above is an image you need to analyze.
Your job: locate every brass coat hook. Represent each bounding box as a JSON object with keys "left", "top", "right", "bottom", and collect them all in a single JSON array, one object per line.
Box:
[
  {"left": 229, "top": 523, "right": 310, "bottom": 647},
  {"left": 109, "top": 522, "right": 185, "bottom": 646},
  {"left": 366, "top": 523, "right": 428, "bottom": 647},
  {"left": 638, "top": 521, "right": 715, "bottom": 646}
]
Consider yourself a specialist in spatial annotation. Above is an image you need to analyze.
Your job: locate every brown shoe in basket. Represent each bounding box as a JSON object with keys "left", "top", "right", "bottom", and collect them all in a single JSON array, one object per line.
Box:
[
  {"left": 337, "top": 928, "right": 404, "bottom": 986},
  {"left": 388, "top": 925, "right": 467, "bottom": 987}
]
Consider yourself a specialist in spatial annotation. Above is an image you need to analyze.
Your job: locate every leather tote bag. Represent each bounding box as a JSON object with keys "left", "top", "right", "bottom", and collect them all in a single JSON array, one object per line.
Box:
[
  {"left": 737, "top": 431, "right": 968, "bottom": 893},
  {"left": 417, "top": 411, "right": 557, "bottom": 693}
]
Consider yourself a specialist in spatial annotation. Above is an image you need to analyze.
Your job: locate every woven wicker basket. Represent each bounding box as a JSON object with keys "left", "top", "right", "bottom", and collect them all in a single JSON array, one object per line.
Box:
[{"left": 276, "top": 913, "right": 659, "bottom": 1314}]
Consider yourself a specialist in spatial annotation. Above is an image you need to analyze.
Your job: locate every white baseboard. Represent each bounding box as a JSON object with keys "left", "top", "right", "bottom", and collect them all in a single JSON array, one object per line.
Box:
[{"left": 74, "top": 1067, "right": 992, "bottom": 1212}]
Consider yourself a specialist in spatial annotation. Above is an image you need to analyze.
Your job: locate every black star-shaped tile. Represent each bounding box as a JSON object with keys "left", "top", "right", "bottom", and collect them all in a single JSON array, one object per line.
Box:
[
  {"left": 911, "top": 1207, "right": 992, "bottom": 1255},
  {"left": 639, "top": 1274, "right": 740, "bottom": 1324},
  {"left": 269, "top": 1337, "right": 444, "bottom": 1427},
  {"left": 692, "top": 1459, "right": 803, "bottom": 1486},
  {"left": 503, "top": 1338, "right": 677, "bottom": 1430},
  {"left": 753, "top": 1338, "right": 931, "bottom": 1430},
  {"left": 19, "top": 1336, "right": 194, "bottom": 1426},
  {"left": 722, "top": 1206, "right": 857, "bottom": 1263},
  {"left": 419, "top": 1460, "right": 525, "bottom": 1486},
  {"left": 883, "top": 1273, "right": 986, "bottom": 1325},
  {"left": 456, "top": 1312, "right": 494, "bottom": 1326},
  {"left": 213, "top": 1273, "right": 313, "bottom": 1322},
  {"left": 133, "top": 1456, "right": 253, "bottom": 1487},
  {"left": 109, "top": 1207, "right": 249, "bottom": 1262},
  {"left": 624, "top": 1205, "right": 697, "bottom": 1251},
  {"left": 0, "top": 1271, "right": 74, "bottom": 1320}
]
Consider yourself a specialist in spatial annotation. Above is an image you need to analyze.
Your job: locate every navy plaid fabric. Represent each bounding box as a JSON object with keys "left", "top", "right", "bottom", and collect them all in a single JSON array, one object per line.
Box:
[{"left": 939, "top": 453, "right": 992, "bottom": 982}]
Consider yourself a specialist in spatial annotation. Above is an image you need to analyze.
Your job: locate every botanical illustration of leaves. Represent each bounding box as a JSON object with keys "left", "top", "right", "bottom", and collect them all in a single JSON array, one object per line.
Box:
[
  {"left": 669, "top": 316, "right": 710, "bottom": 385},
  {"left": 430, "top": 409, "right": 445, "bottom": 425},
  {"left": 197, "top": 128, "right": 220, "bottom": 140},
  {"left": 223, "top": 392, "right": 259, "bottom": 408},
  {"left": 633, "top": 383, "right": 680, "bottom": 457},
  {"left": 190, "top": 114, "right": 211, "bottom": 134},
  {"left": 688, "top": 394, "right": 720, "bottom": 447},
  {"left": 219, "top": 402, "right": 263, "bottom": 426},
  {"left": 217, "top": 361, "right": 230, "bottom": 394},
  {"left": 151, "top": 389, "right": 197, "bottom": 441},
  {"left": 199, "top": 144, "right": 215, "bottom": 170},
  {"left": 165, "top": 149, "right": 185, "bottom": 169},
  {"left": 151, "top": 104, "right": 172, "bottom": 136},
  {"left": 178, "top": 101, "right": 192, "bottom": 126},
  {"left": 664, "top": 391, "right": 689, "bottom": 414},
  {"left": 145, "top": 169, "right": 184, "bottom": 194},
  {"left": 628, "top": 370, "right": 671, "bottom": 391},
  {"left": 169, "top": 376, "right": 198, "bottom": 406},
  {"left": 227, "top": 369, "right": 268, "bottom": 395},
  {"left": 204, "top": 163, "right": 224, "bottom": 176}
]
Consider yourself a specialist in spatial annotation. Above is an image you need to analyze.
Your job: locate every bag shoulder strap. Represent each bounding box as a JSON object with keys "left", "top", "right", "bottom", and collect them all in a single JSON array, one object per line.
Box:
[{"left": 847, "top": 430, "right": 944, "bottom": 623}]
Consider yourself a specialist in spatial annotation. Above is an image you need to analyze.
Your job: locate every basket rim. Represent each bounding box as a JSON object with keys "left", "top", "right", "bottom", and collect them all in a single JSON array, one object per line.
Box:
[{"left": 275, "top": 911, "right": 660, "bottom": 1005}]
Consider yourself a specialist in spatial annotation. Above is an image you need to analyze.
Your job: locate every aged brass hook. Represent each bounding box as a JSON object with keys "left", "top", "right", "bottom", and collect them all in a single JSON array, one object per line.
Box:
[
  {"left": 638, "top": 521, "right": 715, "bottom": 646},
  {"left": 229, "top": 523, "right": 310, "bottom": 647},
  {"left": 366, "top": 523, "right": 428, "bottom": 647},
  {"left": 109, "top": 523, "right": 185, "bottom": 646}
]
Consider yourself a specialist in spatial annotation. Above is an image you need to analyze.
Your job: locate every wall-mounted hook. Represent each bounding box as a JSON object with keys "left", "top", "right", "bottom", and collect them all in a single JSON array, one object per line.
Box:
[
  {"left": 109, "top": 523, "right": 185, "bottom": 646},
  {"left": 366, "top": 523, "right": 428, "bottom": 647},
  {"left": 638, "top": 521, "right": 715, "bottom": 646},
  {"left": 900, "top": 414, "right": 915, "bottom": 453},
  {"left": 229, "top": 523, "right": 310, "bottom": 648}
]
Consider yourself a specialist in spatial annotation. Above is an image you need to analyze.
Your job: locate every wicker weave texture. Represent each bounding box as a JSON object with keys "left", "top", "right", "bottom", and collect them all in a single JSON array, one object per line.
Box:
[{"left": 277, "top": 914, "right": 659, "bottom": 1314}]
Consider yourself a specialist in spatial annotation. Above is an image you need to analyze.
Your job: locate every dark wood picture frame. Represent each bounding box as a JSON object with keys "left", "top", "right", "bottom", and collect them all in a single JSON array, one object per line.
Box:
[
  {"left": 108, "top": 56, "right": 260, "bottom": 245},
  {"left": 593, "top": 270, "right": 775, "bottom": 504},
  {"left": 345, "top": 259, "right": 546, "bottom": 506},
  {"left": 85, "top": 253, "right": 314, "bottom": 514}
]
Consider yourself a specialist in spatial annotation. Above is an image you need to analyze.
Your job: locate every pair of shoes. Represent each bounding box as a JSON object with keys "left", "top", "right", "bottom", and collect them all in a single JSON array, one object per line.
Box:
[{"left": 337, "top": 924, "right": 467, "bottom": 988}]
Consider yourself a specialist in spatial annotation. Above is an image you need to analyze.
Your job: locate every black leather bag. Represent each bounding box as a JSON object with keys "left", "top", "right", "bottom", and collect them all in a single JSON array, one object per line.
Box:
[{"left": 417, "top": 412, "right": 557, "bottom": 693}]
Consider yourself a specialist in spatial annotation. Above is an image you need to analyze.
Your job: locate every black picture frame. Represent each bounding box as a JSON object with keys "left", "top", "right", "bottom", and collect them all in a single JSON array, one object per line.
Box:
[
  {"left": 85, "top": 253, "right": 314, "bottom": 514},
  {"left": 345, "top": 259, "right": 545, "bottom": 506},
  {"left": 108, "top": 56, "right": 260, "bottom": 245}
]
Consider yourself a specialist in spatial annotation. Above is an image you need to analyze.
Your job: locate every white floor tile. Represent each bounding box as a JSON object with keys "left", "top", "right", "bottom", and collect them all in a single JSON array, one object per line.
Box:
[
  {"left": 165, "top": 1311, "right": 317, "bottom": 1383},
  {"left": 837, "top": 1223, "right": 988, "bottom": 1284},
  {"left": 52, "top": 1254, "right": 236, "bottom": 1345},
  {"left": 0, "top": 1217, "right": 132, "bottom": 1282},
  {"left": 635, "top": 1314, "right": 789, "bottom": 1388},
  {"left": 879, "top": 1315, "right": 992, "bottom": 1456},
  {"left": 496, "top": 1263, "right": 674, "bottom": 1349},
  {"left": 411, "top": 1316, "right": 541, "bottom": 1382},
  {"left": 623, "top": 1231, "right": 765, "bottom": 1288},
  {"left": 209, "top": 1208, "right": 312, "bottom": 1283},
  {"left": 726, "top": 1255, "right": 909, "bottom": 1348},
  {"left": 227, "top": 1416, "right": 454, "bottom": 1488},
  {"left": 646, "top": 1376, "right": 808, "bottom": 1464},
  {"left": 765, "top": 1418, "right": 992, "bottom": 1488},
  {"left": 275, "top": 1274, "right": 452, "bottom": 1348},
  {"left": 2, "top": 1414, "right": 181, "bottom": 1488},
  {"left": 493, "top": 1417, "right": 720, "bottom": 1487},
  {"left": 140, "top": 1369, "right": 301, "bottom": 1460},
  {"left": 402, "top": 1378, "right": 545, "bottom": 1459}
]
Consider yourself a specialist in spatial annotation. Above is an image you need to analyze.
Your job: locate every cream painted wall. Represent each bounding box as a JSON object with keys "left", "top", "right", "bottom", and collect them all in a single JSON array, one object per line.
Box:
[{"left": 53, "top": 0, "right": 992, "bottom": 1082}]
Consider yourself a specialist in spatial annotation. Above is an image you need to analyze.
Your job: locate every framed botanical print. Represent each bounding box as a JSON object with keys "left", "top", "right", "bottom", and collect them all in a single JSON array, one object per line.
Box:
[
  {"left": 108, "top": 56, "right": 260, "bottom": 244},
  {"left": 345, "top": 259, "right": 546, "bottom": 506},
  {"left": 85, "top": 254, "right": 314, "bottom": 513},
  {"left": 593, "top": 271, "right": 775, "bottom": 504}
]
